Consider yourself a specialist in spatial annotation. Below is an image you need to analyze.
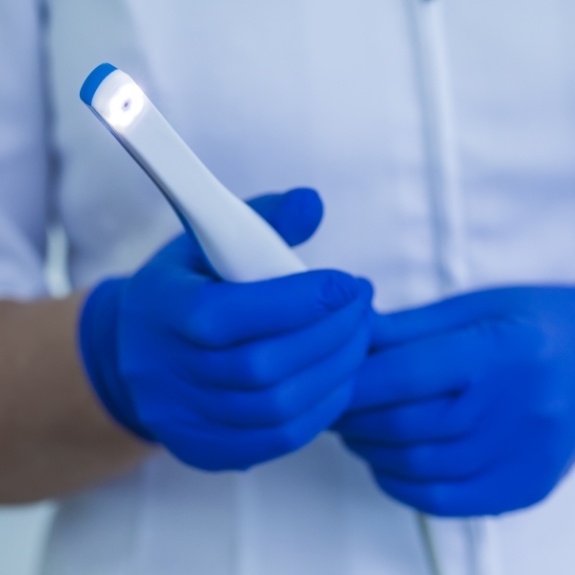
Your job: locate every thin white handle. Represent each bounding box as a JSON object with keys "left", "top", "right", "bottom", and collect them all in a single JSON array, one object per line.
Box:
[{"left": 83, "top": 65, "right": 306, "bottom": 282}]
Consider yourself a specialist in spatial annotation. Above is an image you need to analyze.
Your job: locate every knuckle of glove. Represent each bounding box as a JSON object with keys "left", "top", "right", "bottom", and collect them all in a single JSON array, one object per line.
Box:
[
  {"left": 182, "top": 285, "right": 232, "bottom": 348},
  {"left": 262, "top": 387, "right": 304, "bottom": 426},
  {"left": 415, "top": 484, "right": 455, "bottom": 517},
  {"left": 378, "top": 476, "right": 454, "bottom": 517},
  {"left": 267, "top": 423, "right": 308, "bottom": 459},
  {"left": 236, "top": 346, "right": 282, "bottom": 388},
  {"left": 398, "top": 447, "right": 436, "bottom": 479},
  {"left": 380, "top": 411, "right": 418, "bottom": 444}
]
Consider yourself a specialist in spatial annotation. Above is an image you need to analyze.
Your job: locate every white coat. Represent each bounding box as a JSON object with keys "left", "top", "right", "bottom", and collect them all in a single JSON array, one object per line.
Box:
[{"left": 2, "top": 0, "right": 575, "bottom": 573}]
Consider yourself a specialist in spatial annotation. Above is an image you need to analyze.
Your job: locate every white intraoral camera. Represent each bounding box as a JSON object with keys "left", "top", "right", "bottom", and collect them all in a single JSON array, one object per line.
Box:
[{"left": 81, "top": 63, "right": 306, "bottom": 282}]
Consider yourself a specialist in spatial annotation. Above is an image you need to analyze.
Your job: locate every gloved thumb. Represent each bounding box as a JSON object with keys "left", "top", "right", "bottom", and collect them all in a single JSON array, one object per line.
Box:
[
  {"left": 247, "top": 187, "right": 324, "bottom": 247},
  {"left": 149, "top": 187, "right": 323, "bottom": 275}
]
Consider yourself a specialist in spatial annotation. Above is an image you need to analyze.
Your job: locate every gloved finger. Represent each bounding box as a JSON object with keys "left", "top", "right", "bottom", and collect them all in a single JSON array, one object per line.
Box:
[
  {"left": 247, "top": 187, "right": 323, "bottom": 246},
  {"left": 136, "top": 268, "right": 371, "bottom": 348},
  {"left": 174, "top": 322, "right": 370, "bottom": 427},
  {"left": 344, "top": 416, "right": 513, "bottom": 482},
  {"left": 347, "top": 329, "right": 474, "bottom": 411},
  {"left": 374, "top": 446, "right": 559, "bottom": 517},
  {"left": 348, "top": 319, "right": 521, "bottom": 412},
  {"left": 159, "top": 378, "right": 355, "bottom": 471},
  {"left": 371, "top": 287, "right": 530, "bottom": 349},
  {"left": 334, "top": 392, "right": 486, "bottom": 445},
  {"left": 173, "top": 272, "right": 372, "bottom": 348},
  {"left": 173, "top": 281, "right": 372, "bottom": 388}
]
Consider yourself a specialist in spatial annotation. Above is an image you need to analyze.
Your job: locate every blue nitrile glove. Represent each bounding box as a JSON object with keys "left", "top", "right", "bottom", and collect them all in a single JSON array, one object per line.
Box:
[
  {"left": 334, "top": 287, "right": 575, "bottom": 516},
  {"left": 80, "top": 188, "right": 373, "bottom": 471}
]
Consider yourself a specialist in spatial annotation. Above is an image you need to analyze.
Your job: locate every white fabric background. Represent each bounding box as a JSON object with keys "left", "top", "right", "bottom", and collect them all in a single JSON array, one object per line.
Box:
[{"left": 0, "top": 504, "right": 54, "bottom": 575}]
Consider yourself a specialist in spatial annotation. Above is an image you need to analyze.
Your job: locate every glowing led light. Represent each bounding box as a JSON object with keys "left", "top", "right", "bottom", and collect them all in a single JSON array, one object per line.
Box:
[{"left": 104, "top": 82, "right": 146, "bottom": 129}]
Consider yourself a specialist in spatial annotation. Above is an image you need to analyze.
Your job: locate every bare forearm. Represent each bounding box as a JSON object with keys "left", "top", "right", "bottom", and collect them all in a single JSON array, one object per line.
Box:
[{"left": 0, "top": 294, "right": 151, "bottom": 503}]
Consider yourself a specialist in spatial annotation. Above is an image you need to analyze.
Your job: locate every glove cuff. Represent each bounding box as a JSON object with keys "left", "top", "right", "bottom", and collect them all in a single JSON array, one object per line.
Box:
[{"left": 79, "top": 278, "right": 154, "bottom": 441}]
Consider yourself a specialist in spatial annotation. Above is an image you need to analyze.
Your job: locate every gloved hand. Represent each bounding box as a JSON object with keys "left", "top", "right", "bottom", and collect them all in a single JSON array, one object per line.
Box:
[
  {"left": 334, "top": 287, "right": 575, "bottom": 516},
  {"left": 80, "top": 188, "right": 373, "bottom": 471}
]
